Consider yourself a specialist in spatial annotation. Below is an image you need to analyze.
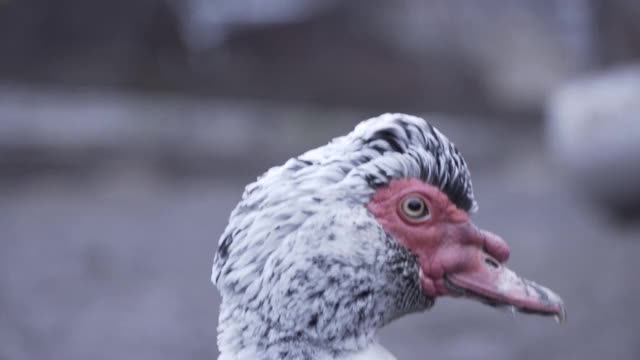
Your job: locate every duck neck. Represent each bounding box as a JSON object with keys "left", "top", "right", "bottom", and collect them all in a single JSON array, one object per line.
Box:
[
  {"left": 214, "top": 209, "right": 431, "bottom": 359},
  {"left": 216, "top": 297, "right": 381, "bottom": 360}
]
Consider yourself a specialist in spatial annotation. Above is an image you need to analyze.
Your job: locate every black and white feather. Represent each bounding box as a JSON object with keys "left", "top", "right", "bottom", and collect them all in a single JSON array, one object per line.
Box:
[{"left": 211, "top": 113, "right": 475, "bottom": 360}]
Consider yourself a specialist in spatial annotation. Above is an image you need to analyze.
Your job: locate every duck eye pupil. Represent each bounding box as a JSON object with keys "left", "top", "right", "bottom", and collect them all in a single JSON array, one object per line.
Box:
[{"left": 407, "top": 200, "right": 422, "bottom": 212}]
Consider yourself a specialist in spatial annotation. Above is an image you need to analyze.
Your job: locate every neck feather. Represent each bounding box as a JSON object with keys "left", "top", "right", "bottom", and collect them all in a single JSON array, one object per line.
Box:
[{"left": 215, "top": 207, "right": 430, "bottom": 359}]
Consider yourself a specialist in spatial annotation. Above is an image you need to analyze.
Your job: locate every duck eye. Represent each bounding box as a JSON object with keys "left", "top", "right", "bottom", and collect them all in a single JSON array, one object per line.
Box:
[{"left": 400, "top": 196, "right": 430, "bottom": 220}]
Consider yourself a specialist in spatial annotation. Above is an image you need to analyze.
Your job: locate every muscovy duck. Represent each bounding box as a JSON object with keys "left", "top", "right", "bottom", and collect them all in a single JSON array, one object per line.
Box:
[{"left": 211, "top": 113, "right": 565, "bottom": 360}]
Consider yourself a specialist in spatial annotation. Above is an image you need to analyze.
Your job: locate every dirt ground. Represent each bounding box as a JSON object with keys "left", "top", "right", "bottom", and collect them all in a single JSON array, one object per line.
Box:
[{"left": 1, "top": 120, "right": 639, "bottom": 360}]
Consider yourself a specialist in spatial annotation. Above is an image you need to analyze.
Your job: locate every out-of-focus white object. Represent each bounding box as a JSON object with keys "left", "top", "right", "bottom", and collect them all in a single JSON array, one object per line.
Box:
[
  {"left": 546, "top": 65, "right": 640, "bottom": 212},
  {"left": 170, "top": 0, "right": 336, "bottom": 50}
]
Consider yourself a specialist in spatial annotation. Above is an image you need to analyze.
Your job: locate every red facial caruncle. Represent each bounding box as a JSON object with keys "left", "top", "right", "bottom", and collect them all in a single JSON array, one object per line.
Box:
[{"left": 367, "top": 178, "right": 566, "bottom": 320}]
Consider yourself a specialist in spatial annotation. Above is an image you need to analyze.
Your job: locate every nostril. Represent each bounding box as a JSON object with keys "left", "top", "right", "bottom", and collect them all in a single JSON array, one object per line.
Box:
[{"left": 484, "top": 257, "right": 500, "bottom": 269}]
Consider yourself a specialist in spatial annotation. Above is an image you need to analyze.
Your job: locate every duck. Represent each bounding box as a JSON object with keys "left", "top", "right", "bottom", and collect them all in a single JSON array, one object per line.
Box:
[{"left": 211, "top": 113, "right": 565, "bottom": 360}]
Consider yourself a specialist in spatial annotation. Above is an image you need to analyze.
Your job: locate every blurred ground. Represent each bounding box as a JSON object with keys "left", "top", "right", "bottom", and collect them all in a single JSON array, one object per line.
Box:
[{"left": 1, "top": 87, "right": 639, "bottom": 360}]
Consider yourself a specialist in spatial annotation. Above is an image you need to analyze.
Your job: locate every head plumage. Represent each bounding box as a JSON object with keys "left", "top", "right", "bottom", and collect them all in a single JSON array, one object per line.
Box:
[
  {"left": 275, "top": 113, "right": 476, "bottom": 211},
  {"left": 212, "top": 113, "right": 476, "bottom": 286}
]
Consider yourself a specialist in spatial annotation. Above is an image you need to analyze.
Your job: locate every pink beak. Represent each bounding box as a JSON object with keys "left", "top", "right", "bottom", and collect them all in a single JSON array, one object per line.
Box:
[{"left": 441, "top": 227, "right": 566, "bottom": 321}]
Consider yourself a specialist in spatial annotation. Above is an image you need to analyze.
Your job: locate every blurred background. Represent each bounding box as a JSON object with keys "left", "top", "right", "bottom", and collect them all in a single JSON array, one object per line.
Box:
[{"left": 1, "top": 1, "right": 640, "bottom": 359}]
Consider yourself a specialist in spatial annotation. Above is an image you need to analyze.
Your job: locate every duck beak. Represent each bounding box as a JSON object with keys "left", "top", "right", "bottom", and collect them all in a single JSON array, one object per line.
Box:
[{"left": 444, "top": 246, "right": 566, "bottom": 322}]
